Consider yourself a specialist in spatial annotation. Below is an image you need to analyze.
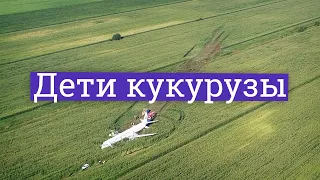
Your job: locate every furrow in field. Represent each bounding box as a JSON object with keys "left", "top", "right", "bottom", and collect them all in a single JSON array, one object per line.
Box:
[{"left": 0, "top": 102, "right": 53, "bottom": 121}]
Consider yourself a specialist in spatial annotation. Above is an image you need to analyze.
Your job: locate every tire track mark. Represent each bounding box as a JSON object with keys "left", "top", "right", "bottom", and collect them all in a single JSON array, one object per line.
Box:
[{"left": 183, "top": 45, "right": 196, "bottom": 57}]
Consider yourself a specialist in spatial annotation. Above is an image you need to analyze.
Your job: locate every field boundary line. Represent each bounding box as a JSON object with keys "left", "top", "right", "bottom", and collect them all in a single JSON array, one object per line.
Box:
[
  {"left": 0, "top": 102, "right": 53, "bottom": 121},
  {"left": 0, "top": 0, "right": 192, "bottom": 35},
  {"left": 0, "top": 0, "right": 288, "bottom": 66},
  {"left": 113, "top": 75, "right": 320, "bottom": 179},
  {"left": 123, "top": 0, "right": 287, "bottom": 38},
  {"left": 223, "top": 16, "right": 320, "bottom": 49}
]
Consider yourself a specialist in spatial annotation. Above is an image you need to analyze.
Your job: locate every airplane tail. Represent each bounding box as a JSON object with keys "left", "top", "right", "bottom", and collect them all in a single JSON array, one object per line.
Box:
[
  {"left": 141, "top": 109, "right": 159, "bottom": 126},
  {"left": 141, "top": 109, "right": 149, "bottom": 122},
  {"left": 144, "top": 110, "right": 149, "bottom": 120}
]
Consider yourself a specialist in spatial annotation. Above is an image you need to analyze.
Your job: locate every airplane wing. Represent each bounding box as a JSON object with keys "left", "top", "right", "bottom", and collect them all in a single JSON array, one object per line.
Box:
[{"left": 134, "top": 133, "right": 157, "bottom": 138}]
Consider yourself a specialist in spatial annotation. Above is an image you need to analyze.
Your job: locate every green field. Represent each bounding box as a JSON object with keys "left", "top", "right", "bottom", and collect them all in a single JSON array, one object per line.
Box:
[
  {"left": 0, "top": 0, "right": 103, "bottom": 15},
  {"left": 0, "top": 0, "right": 319, "bottom": 179}
]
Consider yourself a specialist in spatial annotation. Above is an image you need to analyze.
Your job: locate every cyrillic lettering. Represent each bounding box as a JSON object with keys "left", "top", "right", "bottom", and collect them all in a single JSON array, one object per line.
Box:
[
  {"left": 186, "top": 79, "right": 203, "bottom": 104},
  {"left": 224, "top": 79, "right": 242, "bottom": 104},
  {"left": 127, "top": 79, "right": 146, "bottom": 97},
  {"left": 205, "top": 79, "right": 222, "bottom": 104},
  {"left": 96, "top": 79, "right": 116, "bottom": 98},
  {"left": 34, "top": 73, "right": 57, "bottom": 103},
  {"left": 60, "top": 79, "right": 74, "bottom": 98},
  {"left": 277, "top": 79, "right": 286, "bottom": 97},
  {"left": 166, "top": 79, "right": 184, "bottom": 97},
  {"left": 244, "top": 79, "right": 258, "bottom": 97},
  {"left": 260, "top": 79, "right": 277, "bottom": 97},
  {"left": 77, "top": 79, "right": 94, "bottom": 97},
  {"left": 146, "top": 79, "right": 164, "bottom": 104}
]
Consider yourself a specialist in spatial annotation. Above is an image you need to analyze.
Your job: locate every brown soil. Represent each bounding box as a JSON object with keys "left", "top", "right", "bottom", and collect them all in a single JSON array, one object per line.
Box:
[{"left": 178, "top": 34, "right": 222, "bottom": 72}]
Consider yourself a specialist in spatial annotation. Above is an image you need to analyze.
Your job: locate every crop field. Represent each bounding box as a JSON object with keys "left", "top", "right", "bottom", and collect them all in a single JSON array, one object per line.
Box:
[{"left": 0, "top": 0, "right": 319, "bottom": 179}]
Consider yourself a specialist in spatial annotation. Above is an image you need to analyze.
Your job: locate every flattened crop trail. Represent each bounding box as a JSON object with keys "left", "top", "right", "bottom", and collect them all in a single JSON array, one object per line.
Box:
[{"left": 112, "top": 75, "right": 320, "bottom": 179}]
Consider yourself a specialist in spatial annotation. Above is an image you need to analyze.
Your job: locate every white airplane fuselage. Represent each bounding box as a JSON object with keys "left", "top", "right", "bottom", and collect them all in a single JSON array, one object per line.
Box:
[{"left": 101, "top": 119, "right": 153, "bottom": 149}]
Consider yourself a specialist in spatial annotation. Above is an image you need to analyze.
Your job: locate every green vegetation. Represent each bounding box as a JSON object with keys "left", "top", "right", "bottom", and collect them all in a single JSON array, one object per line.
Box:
[
  {"left": 0, "top": 0, "right": 319, "bottom": 179},
  {"left": 297, "top": 26, "right": 307, "bottom": 32},
  {"left": 112, "top": 33, "right": 122, "bottom": 41},
  {"left": 0, "top": 0, "right": 102, "bottom": 15},
  {"left": 0, "top": 0, "right": 190, "bottom": 33},
  {"left": 122, "top": 79, "right": 320, "bottom": 180},
  {"left": 1, "top": 0, "right": 319, "bottom": 64}
]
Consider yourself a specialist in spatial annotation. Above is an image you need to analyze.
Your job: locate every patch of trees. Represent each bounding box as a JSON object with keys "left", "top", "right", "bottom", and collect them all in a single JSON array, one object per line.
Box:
[{"left": 112, "top": 33, "right": 122, "bottom": 40}]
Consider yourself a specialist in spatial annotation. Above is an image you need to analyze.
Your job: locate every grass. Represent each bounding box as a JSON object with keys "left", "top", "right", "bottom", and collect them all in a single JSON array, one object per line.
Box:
[
  {"left": 0, "top": 0, "right": 102, "bottom": 15},
  {"left": 0, "top": 0, "right": 191, "bottom": 33},
  {"left": 121, "top": 79, "right": 320, "bottom": 179},
  {"left": 0, "top": 0, "right": 319, "bottom": 179},
  {"left": 1, "top": 0, "right": 319, "bottom": 65},
  {"left": 1, "top": 0, "right": 319, "bottom": 118},
  {"left": 0, "top": 0, "right": 283, "bottom": 64},
  {"left": 65, "top": 27, "right": 320, "bottom": 179}
]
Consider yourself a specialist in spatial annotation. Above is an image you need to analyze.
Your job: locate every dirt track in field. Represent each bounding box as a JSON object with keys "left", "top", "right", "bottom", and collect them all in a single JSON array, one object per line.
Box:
[{"left": 178, "top": 29, "right": 225, "bottom": 72}]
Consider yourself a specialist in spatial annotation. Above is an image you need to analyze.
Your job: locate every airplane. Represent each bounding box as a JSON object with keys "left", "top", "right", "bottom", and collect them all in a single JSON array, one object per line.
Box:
[{"left": 101, "top": 109, "right": 157, "bottom": 149}]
